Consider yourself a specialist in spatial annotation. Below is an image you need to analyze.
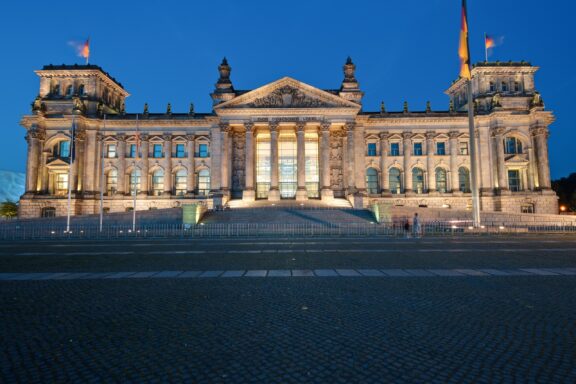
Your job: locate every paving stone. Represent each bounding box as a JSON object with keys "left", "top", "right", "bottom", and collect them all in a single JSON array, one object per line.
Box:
[
  {"left": 244, "top": 270, "right": 268, "bottom": 277},
  {"left": 335, "top": 269, "right": 361, "bottom": 277},
  {"left": 519, "top": 268, "right": 560, "bottom": 276},
  {"left": 379, "top": 269, "right": 413, "bottom": 277},
  {"left": 198, "top": 270, "right": 224, "bottom": 278},
  {"left": 427, "top": 269, "right": 467, "bottom": 277},
  {"left": 128, "top": 271, "right": 158, "bottom": 278},
  {"left": 542, "top": 268, "right": 576, "bottom": 276},
  {"left": 404, "top": 269, "right": 436, "bottom": 277},
  {"left": 153, "top": 271, "right": 184, "bottom": 278},
  {"left": 454, "top": 269, "right": 490, "bottom": 276},
  {"left": 357, "top": 269, "right": 385, "bottom": 277},
  {"left": 221, "top": 270, "right": 246, "bottom": 278},
  {"left": 177, "top": 271, "right": 202, "bottom": 278},
  {"left": 478, "top": 269, "right": 511, "bottom": 276},
  {"left": 313, "top": 269, "right": 339, "bottom": 277},
  {"left": 267, "top": 270, "right": 291, "bottom": 277},
  {"left": 292, "top": 270, "right": 314, "bottom": 277},
  {"left": 103, "top": 272, "right": 138, "bottom": 279}
]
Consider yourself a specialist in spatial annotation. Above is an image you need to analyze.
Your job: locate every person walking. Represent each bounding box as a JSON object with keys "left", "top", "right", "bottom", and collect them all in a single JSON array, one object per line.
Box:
[
  {"left": 403, "top": 217, "right": 410, "bottom": 238},
  {"left": 413, "top": 213, "right": 422, "bottom": 238}
]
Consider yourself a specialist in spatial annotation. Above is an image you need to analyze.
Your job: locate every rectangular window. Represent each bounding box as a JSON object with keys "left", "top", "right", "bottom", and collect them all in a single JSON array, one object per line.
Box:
[
  {"left": 459, "top": 142, "right": 469, "bottom": 155},
  {"left": 56, "top": 173, "right": 68, "bottom": 194},
  {"left": 508, "top": 170, "right": 521, "bottom": 192},
  {"left": 256, "top": 135, "right": 271, "bottom": 199},
  {"left": 305, "top": 134, "right": 319, "bottom": 198},
  {"left": 175, "top": 143, "right": 185, "bottom": 158},
  {"left": 413, "top": 142, "right": 423, "bottom": 156},
  {"left": 153, "top": 144, "right": 163, "bottom": 158},
  {"left": 367, "top": 143, "right": 377, "bottom": 156},
  {"left": 489, "top": 82, "right": 496, "bottom": 92},
  {"left": 128, "top": 144, "right": 136, "bottom": 158},
  {"left": 514, "top": 82, "right": 521, "bottom": 92},
  {"left": 106, "top": 144, "right": 117, "bottom": 158},
  {"left": 521, "top": 204, "right": 534, "bottom": 214},
  {"left": 390, "top": 143, "right": 400, "bottom": 156},
  {"left": 59, "top": 141, "right": 71, "bottom": 158},
  {"left": 436, "top": 142, "right": 446, "bottom": 155},
  {"left": 501, "top": 81, "right": 509, "bottom": 92},
  {"left": 198, "top": 143, "right": 209, "bottom": 158}
]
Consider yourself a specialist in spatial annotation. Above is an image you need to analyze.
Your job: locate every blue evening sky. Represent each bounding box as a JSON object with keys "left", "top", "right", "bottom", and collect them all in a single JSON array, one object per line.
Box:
[{"left": 0, "top": 0, "right": 574, "bottom": 178}]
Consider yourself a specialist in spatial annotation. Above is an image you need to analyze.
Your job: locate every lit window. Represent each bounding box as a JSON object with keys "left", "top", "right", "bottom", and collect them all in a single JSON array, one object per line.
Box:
[
  {"left": 174, "top": 169, "right": 187, "bottom": 195},
  {"left": 459, "top": 141, "right": 469, "bottom": 155},
  {"left": 413, "top": 142, "right": 423, "bottom": 156},
  {"left": 198, "top": 143, "right": 209, "bottom": 158},
  {"left": 521, "top": 204, "right": 534, "bottom": 214},
  {"left": 129, "top": 169, "right": 141, "bottom": 195},
  {"left": 197, "top": 169, "right": 210, "bottom": 196},
  {"left": 56, "top": 173, "right": 68, "bottom": 194},
  {"left": 412, "top": 168, "right": 424, "bottom": 194},
  {"left": 58, "top": 141, "right": 71, "bottom": 158},
  {"left": 436, "top": 142, "right": 446, "bottom": 155},
  {"left": 106, "top": 169, "right": 118, "bottom": 195},
  {"left": 435, "top": 168, "right": 447, "bottom": 193},
  {"left": 305, "top": 134, "right": 319, "bottom": 198},
  {"left": 367, "top": 143, "right": 377, "bottom": 156},
  {"left": 504, "top": 137, "right": 522, "bottom": 154},
  {"left": 459, "top": 167, "right": 471, "bottom": 192},
  {"left": 366, "top": 168, "right": 379, "bottom": 195},
  {"left": 153, "top": 144, "right": 163, "bottom": 158},
  {"left": 390, "top": 143, "right": 400, "bottom": 156},
  {"left": 152, "top": 169, "right": 164, "bottom": 196},
  {"left": 256, "top": 134, "right": 271, "bottom": 199},
  {"left": 508, "top": 170, "right": 522, "bottom": 192},
  {"left": 175, "top": 143, "right": 185, "bottom": 158},
  {"left": 389, "top": 168, "right": 402, "bottom": 194},
  {"left": 106, "top": 144, "right": 117, "bottom": 158}
]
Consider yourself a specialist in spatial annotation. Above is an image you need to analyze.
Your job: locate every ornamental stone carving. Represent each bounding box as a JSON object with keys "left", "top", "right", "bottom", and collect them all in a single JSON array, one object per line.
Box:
[
  {"left": 231, "top": 131, "right": 246, "bottom": 191},
  {"left": 330, "top": 132, "right": 344, "bottom": 191},
  {"left": 248, "top": 86, "right": 332, "bottom": 108}
]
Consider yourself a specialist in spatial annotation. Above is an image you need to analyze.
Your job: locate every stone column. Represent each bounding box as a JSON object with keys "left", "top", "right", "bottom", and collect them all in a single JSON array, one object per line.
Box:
[
  {"left": 243, "top": 123, "right": 255, "bottom": 201},
  {"left": 210, "top": 125, "right": 223, "bottom": 193},
  {"left": 426, "top": 131, "right": 436, "bottom": 193},
  {"left": 346, "top": 122, "right": 355, "bottom": 194},
  {"left": 220, "top": 125, "right": 231, "bottom": 195},
  {"left": 296, "top": 122, "right": 307, "bottom": 201},
  {"left": 163, "top": 134, "right": 172, "bottom": 195},
  {"left": 40, "top": 151, "right": 49, "bottom": 193},
  {"left": 186, "top": 134, "right": 195, "bottom": 195},
  {"left": 25, "top": 129, "right": 41, "bottom": 193},
  {"left": 140, "top": 135, "right": 149, "bottom": 194},
  {"left": 268, "top": 121, "right": 280, "bottom": 201},
  {"left": 531, "top": 126, "right": 552, "bottom": 189},
  {"left": 354, "top": 124, "right": 366, "bottom": 193},
  {"left": 83, "top": 130, "right": 98, "bottom": 195},
  {"left": 526, "top": 145, "right": 535, "bottom": 190},
  {"left": 116, "top": 134, "right": 126, "bottom": 194},
  {"left": 76, "top": 131, "right": 85, "bottom": 193},
  {"left": 449, "top": 131, "right": 459, "bottom": 192},
  {"left": 379, "top": 133, "right": 389, "bottom": 194},
  {"left": 320, "top": 122, "right": 333, "bottom": 201},
  {"left": 403, "top": 132, "right": 413, "bottom": 193},
  {"left": 492, "top": 127, "right": 507, "bottom": 192}
]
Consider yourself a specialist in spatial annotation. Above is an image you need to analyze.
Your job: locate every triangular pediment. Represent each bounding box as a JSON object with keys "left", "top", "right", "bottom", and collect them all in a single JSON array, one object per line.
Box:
[
  {"left": 215, "top": 77, "right": 360, "bottom": 110},
  {"left": 505, "top": 154, "right": 529, "bottom": 163},
  {"left": 46, "top": 158, "right": 70, "bottom": 167}
]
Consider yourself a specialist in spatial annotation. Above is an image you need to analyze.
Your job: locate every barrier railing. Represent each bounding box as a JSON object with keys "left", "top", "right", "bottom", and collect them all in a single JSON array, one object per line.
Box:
[{"left": 0, "top": 220, "right": 575, "bottom": 241}]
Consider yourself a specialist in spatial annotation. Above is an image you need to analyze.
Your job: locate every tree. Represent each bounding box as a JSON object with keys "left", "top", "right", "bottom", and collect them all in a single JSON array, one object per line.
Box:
[
  {"left": 552, "top": 173, "right": 576, "bottom": 212},
  {"left": 0, "top": 200, "right": 18, "bottom": 218}
]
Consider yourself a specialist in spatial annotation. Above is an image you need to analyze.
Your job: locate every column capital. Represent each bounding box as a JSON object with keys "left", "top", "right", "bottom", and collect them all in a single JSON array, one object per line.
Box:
[
  {"left": 185, "top": 134, "right": 195, "bottom": 142},
  {"left": 116, "top": 133, "right": 126, "bottom": 142},
  {"left": 344, "top": 121, "right": 355, "bottom": 132},
  {"left": 162, "top": 133, "right": 172, "bottom": 142},
  {"left": 529, "top": 126, "right": 549, "bottom": 137},
  {"left": 425, "top": 131, "right": 436, "bottom": 140},
  {"left": 296, "top": 121, "right": 306, "bottom": 133},
  {"left": 402, "top": 131, "right": 413, "bottom": 140},
  {"left": 244, "top": 122, "right": 254, "bottom": 132},
  {"left": 269, "top": 121, "right": 279, "bottom": 133},
  {"left": 219, "top": 122, "right": 232, "bottom": 133},
  {"left": 140, "top": 133, "right": 149, "bottom": 142},
  {"left": 449, "top": 130, "right": 461, "bottom": 139},
  {"left": 320, "top": 122, "right": 331, "bottom": 132},
  {"left": 490, "top": 126, "right": 505, "bottom": 137},
  {"left": 75, "top": 128, "right": 86, "bottom": 141},
  {"left": 379, "top": 132, "right": 390, "bottom": 141}
]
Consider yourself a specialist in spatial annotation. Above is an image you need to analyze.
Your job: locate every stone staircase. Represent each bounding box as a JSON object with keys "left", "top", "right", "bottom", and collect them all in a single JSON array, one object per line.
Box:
[{"left": 202, "top": 199, "right": 375, "bottom": 226}]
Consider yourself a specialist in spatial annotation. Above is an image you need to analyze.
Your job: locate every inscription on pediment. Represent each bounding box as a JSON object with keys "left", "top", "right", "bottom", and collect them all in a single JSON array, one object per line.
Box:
[{"left": 248, "top": 86, "right": 333, "bottom": 108}]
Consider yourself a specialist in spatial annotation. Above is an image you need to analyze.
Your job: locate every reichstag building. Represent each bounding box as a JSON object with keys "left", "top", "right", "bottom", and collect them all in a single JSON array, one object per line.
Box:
[{"left": 18, "top": 57, "right": 557, "bottom": 217}]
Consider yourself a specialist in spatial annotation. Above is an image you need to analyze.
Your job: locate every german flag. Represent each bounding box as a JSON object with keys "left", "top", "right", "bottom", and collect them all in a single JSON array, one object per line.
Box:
[
  {"left": 458, "top": 0, "right": 471, "bottom": 79},
  {"left": 80, "top": 38, "right": 90, "bottom": 61},
  {"left": 485, "top": 34, "right": 495, "bottom": 50}
]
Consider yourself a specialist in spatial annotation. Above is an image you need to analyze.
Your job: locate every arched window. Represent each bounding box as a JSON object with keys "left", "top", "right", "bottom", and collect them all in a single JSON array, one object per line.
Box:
[
  {"left": 389, "top": 168, "right": 402, "bottom": 194},
  {"left": 129, "top": 169, "right": 141, "bottom": 195},
  {"left": 459, "top": 167, "right": 471, "bottom": 193},
  {"left": 77, "top": 84, "right": 85, "bottom": 96},
  {"left": 152, "top": 169, "right": 164, "bottom": 196},
  {"left": 52, "top": 82, "right": 60, "bottom": 95},
  {"left": 65, "top": 85, "right": 74, "bottom": 97},
  {"left": 197, "top": 169, "right": 210, "bottom": 196},
  {"left": 412, "top": 168, "right": 425, "bottom": 194},
  {"left": 174, "top": 169, "right": 187, "bottom": 196},
  {"left": 106, "top": 169, "right": 118, "bottom": 195},
  {"left": 52, "top": 140, "right": 71, "bottom": 159},
  {"left": 435, "top": 168, "right": 448, "bottom": 193},
  {"left": 366, "top": 168, "right": 379, "bottom": 195},
  {"left": 504, "top": 137, "right": 523, "bottom": 154}
]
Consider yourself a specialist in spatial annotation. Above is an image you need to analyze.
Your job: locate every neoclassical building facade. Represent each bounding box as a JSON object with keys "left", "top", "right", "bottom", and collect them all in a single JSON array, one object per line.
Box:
[{"left": 19, "top": 58, "right": 557, "bottom": 218}]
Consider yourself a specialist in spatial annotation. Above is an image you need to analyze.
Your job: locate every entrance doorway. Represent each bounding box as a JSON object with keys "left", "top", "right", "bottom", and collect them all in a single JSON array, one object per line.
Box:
[{"left": 279, "top": 131, "right": 296, "bottom": 199}]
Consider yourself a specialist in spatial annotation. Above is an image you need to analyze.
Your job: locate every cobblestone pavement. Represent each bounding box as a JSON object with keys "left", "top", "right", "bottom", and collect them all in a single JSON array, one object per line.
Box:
[{"left": 1, "top": 236, "right": 576, "bottom": 383}]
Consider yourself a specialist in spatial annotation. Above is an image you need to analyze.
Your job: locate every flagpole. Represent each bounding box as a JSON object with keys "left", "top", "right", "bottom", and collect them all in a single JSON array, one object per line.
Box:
[
  {"left": 66, "top": 114, "right": 75, "bottom": 233},
  {"left": 99, "top": 114, "right": 106, "bottom": 232},
  {"left": 132, "top": 114, "right": 139, "bottom": 232},
  {"left": 484, "top": 33, "right": 488, "bottom": 62}
]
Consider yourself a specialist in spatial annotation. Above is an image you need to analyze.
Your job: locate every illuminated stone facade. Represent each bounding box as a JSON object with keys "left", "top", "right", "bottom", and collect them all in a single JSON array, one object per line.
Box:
[{"left": 19, "top": 59, "right": 557, "bottom": 218}]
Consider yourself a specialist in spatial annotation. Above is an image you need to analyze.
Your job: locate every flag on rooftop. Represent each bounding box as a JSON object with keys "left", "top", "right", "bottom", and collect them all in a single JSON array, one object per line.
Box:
[{"left": 458, "top": 0, "right": 471, "bottom": 80}]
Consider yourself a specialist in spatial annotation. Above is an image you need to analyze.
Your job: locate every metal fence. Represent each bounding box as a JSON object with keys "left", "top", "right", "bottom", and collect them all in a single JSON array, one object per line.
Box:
[{"left": 1, "top": 220, "right": 576, "bottom": 241}]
